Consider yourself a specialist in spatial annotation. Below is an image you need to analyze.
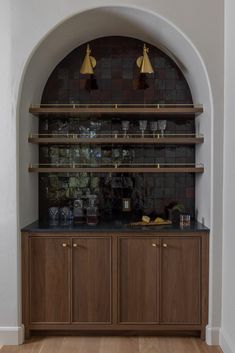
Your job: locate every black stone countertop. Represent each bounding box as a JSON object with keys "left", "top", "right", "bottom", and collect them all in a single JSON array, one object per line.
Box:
[{"left": 22, "top": 220, "right": 209, "bottom": 233}]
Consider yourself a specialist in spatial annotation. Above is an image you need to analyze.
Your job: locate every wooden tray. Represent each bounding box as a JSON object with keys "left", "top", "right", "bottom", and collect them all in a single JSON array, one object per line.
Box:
[{"left": 128, "top": 220, "right": 172, "bottom": 227}]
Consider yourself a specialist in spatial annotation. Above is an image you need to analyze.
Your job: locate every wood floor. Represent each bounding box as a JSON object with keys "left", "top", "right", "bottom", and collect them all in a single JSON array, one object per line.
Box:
[{"left": 0, "top": 337, "right": 222, "bottom": 353}]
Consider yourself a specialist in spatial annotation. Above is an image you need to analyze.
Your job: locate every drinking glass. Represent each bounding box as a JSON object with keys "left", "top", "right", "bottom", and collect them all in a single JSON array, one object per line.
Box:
[
  {"left": 48, "top": 207, "right": 59, "bottom": 226},
  {"left": 158, "top": 120, "right": 167, "bottom": 137},
  {"left": 122, "top": 121, "right": 129, "bottom": 138},
  {"left": 150, "top": 121, "right": 158, "bottom": 137},
  {"left": 139, "top": 120, "right": 147, "bottom": 137},
  {"left": 90, "top": 121, "right": 101, "bottom": 138},
  {"left": 60, "top": 206, "right": 70, "bottom": 225}
]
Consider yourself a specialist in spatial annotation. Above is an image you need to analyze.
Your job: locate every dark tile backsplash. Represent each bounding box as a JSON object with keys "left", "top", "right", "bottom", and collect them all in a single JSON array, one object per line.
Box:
[
  {"left": 41, "top": 36, "right": 192, "bottom": 105},
  {"left": 39, "top": 36, "right": 195, "bottom": 222},
  {"left": 39, "top": 172, "right": 195, "bottom": 221}
]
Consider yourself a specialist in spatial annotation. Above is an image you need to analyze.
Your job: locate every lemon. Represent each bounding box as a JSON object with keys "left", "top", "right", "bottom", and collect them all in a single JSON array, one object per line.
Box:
[
  {"left": 142, "top": 215, "right": 151, "bottom": 223},
  {"left": 154, "top": 217, "right": 164, "bottom": 223}
]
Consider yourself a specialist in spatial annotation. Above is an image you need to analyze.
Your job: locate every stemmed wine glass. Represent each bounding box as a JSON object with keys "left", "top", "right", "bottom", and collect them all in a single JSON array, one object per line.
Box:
[
  {"left": 150, "top": 121, "right": 158, "bottom": 137},
  {"left": 139, "top": 120, "right": 147, "bottom": 138},
  {"left": 48, "top": 207, "right": 59, "bottom": 226},
  {"left": 122, "top": 121, "right": 130, "bottom": 138},
  {"left": 158, "top": 120, "right": 167, "bottom": 137}
]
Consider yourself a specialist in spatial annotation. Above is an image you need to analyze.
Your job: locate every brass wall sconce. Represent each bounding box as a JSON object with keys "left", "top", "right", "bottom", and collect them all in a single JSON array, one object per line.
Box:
[
  {"left": 136, "top": 44, "right": 154, "bottom": 74},
  {"left": 80, "top": 44, "right": 96, "bottom": 74},
  {"left": 136, "top": 44, "right": 154, "bottom": 89},
  {"left": 80, "top": 44, "right": 98, "bottom": 91}
]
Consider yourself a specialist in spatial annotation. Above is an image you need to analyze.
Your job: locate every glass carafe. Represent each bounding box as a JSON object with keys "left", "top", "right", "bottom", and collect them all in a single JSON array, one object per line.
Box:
[
  {"left": 73, "top": 198, "right": 84, "bottom": 224},
  {"left": 87, "top": 195, "right": 99, "bottom": 226}
]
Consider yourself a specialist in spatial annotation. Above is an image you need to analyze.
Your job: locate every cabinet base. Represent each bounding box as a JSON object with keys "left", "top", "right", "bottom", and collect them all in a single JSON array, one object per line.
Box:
[{"left": 25, "top": 326, "right": 206, "bottom": 341}]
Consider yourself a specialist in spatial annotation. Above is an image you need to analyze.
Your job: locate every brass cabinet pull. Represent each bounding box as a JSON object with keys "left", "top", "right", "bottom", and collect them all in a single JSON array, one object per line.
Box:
[
  {"left": 62, "top": 243, "right": 68, "bottom": 247},
  {"left": 152, "top": 243, "right": 157, "bottom": 247},
  {"left": 73, "top": 243, "right": 78, "bottom": 248},
  {"left": 162, "top": 243, "right": 168, "bottom": 248}
]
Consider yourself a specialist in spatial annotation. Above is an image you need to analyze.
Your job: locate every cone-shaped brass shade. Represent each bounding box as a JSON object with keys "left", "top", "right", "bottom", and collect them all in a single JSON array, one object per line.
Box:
[
  {"left": 136, "top": 44, "right": 154, "bottom": 74},
  {"left": 80, "top": 44, "right": 96, "bottom": 75}
]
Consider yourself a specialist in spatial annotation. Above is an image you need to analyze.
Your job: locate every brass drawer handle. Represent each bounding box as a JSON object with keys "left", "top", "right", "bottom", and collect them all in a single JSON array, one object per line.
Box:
[
  {"left": 62, "top": 243, "right": 68, "bottom": 248},
  {"left": 152, "top": 243, "right": 157, "bottom": 247},
  {"left": 162, "top": 243, "right": 168, "bottom": 248},
  {"left": 73, "top": 243, "right": 78, "bottom": 248}
]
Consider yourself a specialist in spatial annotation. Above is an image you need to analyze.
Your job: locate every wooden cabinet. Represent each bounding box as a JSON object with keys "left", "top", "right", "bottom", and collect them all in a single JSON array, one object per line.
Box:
[
  {"left": 118, "top": 237, "right": 159, "bottom": 323},
  {"left": 160, "top": 237, "right": 201, "bottom": 324},
  {"left": 29, "top": 237, "right": 70, "bottom": 323},
  {"left": 118, "top": 237, "right": 203, "bottom": 326},
  {"left": 22, "top": 231, "right": 209, "bottom": 339},
  {"left": 72, "top": 237, "right": 111, "bottom": 323}
]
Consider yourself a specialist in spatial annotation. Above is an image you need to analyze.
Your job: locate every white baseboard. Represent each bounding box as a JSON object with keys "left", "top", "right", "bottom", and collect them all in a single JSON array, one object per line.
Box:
[
  {"left": 206, "top": 326, "right": 220, "bottom": 345},
  {"left": 0, "top": 325, "right": 24, "bottom": 345},
  {"left": 220, "top": 329, "right": 235, "bottom": 353}
]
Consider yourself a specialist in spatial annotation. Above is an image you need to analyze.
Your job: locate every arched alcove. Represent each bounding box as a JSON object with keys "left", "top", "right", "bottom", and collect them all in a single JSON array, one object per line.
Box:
[
  {"left": 19, "top": 6, "right": 212, "bottom": 226},
  {"left": 18, "top": 5, "right": 216, "bottom": 342}
]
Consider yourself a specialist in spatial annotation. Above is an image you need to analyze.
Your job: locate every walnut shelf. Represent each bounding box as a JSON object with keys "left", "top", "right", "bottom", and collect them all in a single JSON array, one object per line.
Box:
[
  {"left": 28, "top": 164, "right": 204, "bottom": 174},
  {"left": 28, "top": 135, "right": 204, "bottom": 145},
  {"left": 28, "top": 103, "right": 205, "bottom": 174},
  {"left": 29, "top": 103, "right": 203, "bottom": 116}
]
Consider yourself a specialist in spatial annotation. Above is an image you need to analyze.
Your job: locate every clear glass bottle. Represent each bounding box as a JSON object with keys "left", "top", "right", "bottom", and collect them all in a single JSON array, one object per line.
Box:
[
  {"left": 73, "top": 198, "right": 84, "bottom": 224},
  {"left": 87, "top": 195, "right": 99, "bottom": 226}
]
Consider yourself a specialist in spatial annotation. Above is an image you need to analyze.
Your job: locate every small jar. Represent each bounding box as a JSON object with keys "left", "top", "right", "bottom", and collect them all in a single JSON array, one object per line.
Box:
[{"left": 180, "top": 214, "right": 191, "bottom": 226}]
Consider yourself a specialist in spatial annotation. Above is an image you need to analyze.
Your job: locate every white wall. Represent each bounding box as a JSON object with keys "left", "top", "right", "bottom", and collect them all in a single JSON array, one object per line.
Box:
[
  {"left": 0, "top": 0, "right": 224, "bottom": 345},
  {"left": 221, "top": 1, "right": 235, "bottom": 353},
  {"left": 0, "top": 0, "right": 23, "bottom": 345}
]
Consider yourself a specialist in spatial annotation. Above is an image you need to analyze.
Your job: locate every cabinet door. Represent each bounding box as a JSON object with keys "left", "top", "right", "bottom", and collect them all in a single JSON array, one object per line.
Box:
[
  {"left": 160, "top": 237, "right": 201, "bottom": 324},
  {"left": 30, "top": 237, "right": 70, "bottom": 323},
  {"left": 118, "top": 237, "right": 159, "bottom": 323},
  {"left": 72, "top": 237, "right": 112, "bottom": 323}
]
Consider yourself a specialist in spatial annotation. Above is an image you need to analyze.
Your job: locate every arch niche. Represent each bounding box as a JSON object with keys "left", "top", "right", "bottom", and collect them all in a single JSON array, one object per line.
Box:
[{"left": 18, "top": 5, "right": 215, "bottom": 342}]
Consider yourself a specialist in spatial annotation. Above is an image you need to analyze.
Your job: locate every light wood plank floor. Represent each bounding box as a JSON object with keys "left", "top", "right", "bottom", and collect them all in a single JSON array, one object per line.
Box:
[{"left": 0, "top": 337, "right": 223, "bottom": 353}]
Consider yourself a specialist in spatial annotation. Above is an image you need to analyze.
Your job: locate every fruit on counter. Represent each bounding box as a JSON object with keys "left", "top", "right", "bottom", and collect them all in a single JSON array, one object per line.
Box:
[
  {"left": 154, "top": 217, "right": 165, "bottom": 223},
  {"left": 142, "top": 215, "right": 151, "bottom": 223}
]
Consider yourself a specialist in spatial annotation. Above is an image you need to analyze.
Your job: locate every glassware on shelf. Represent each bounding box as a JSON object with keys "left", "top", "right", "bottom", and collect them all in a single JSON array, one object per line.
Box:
[
  {"left": 60, "top": 206, "right": 71, "bottom": 225},
  {"left": 86, "top": 195, "right": 99, "bottom": 226},
  {"left": 112, "top": 148, "right": 121, "bottom": 166},
  {"left": 59, "top": 147, "right": 71, "bottom": 165},
  {"left": 73, "top": 198, "right": 85, "bottom": 224},
  {"left": 49, "top": 146, "right": 59, "bottom": 165},
  {"left": 121, "top": 120, "right": 130, "bottom": 138},
  {"left": 150, "top": 121, "right": 158, "bottom": 137},
  {"left": 57, "top": 120, "right": 69, "bottom": 135},
  {"left": 158, "top": 120, "right": 167, "bottom": 137},
  {"left": 48, "top": 207, "right": 59, "bottom": 226},
  {"left": 79, "top": 126, "right": 90, "bottom": 138},
  {"left": 72, "top": 147, "right": 80, "bottom": 164},
  {"left": 139, "top": 120, "right": 147, "bottom": 137},
  {"left": 90, "top": 121, "right": 101, "bottom": 138}
]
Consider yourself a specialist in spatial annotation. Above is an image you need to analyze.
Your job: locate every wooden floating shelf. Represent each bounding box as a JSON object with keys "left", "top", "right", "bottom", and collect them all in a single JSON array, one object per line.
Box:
[
  {"left": 29, "top": 104, "right": 203, "bottom": 116},
  {"left": 28, "top": 135, "right": 204, "bottom": 145},
  {"left": 28, "top": 164, "right": 204, "bottom": 174}
]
